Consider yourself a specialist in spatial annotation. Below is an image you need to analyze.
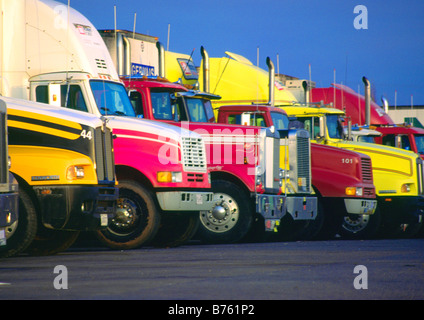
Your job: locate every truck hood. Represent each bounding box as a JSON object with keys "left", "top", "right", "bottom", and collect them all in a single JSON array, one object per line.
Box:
[
  {"left": 1, "top": 96, "right": 107, "bottom": 129},
  {"left": 104, "top": 116, "right": 202, "bottom": 141}
]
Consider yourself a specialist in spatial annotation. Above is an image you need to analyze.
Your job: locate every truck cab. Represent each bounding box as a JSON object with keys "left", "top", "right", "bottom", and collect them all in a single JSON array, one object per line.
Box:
[
  {"left": 217, "top": 104, "right": 377, "bottom": 239},
  {"left": 282, "top": 104, "right": 424, "bottom": 238},
  {"left": 372, "top": 125, "right": 424, "bottom": 160}
]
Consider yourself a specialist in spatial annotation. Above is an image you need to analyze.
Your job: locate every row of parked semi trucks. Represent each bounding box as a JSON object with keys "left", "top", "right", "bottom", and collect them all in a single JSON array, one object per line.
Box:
[{"left": 1, "top": 0, "right": 422, "bottom": 258}]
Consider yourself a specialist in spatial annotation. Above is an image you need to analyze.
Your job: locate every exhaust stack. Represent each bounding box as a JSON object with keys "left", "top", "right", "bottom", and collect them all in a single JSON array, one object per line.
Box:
[
  {"left": 381, "top": 96, "right": 389, "bottom": 114},
  {"left": 200, "top": 46, "right": 210, "bottom": 93},
  {"left": 156, "top": 42, "right": 166, "bottom": 78},
  {"left": 362, "top": 76, "right": 371, "bottom": 126},
  {"left": 266, "top": 57, "right": 275, "bottom": 106}
]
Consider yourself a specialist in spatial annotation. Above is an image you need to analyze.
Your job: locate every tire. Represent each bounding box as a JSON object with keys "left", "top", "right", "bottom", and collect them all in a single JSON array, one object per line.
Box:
[
  {"left": 25, "top": 229, "right": 80, "bottom": 256},
  {"left": 151, "top": 212, "right": 199, "bottom": 248},
  {"left": 95, "top": 180, "right": 160, "bottom": 250},
  {"left": 379, "top": 221, "right": 423, "bottom": 239},
  {"left": 339, "top": 206, "right": 382, "bottom": 239},
  {"left": 0, "top": 188, "right": 37, "bottom": 258},
  {"left": 196, "top": 180, "right": 253, "bottom": 244}
]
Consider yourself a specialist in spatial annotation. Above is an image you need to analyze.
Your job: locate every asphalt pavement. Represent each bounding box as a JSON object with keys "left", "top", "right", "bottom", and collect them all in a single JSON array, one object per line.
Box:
[{"left": 0, "top": 238, "right": 423, "bottom": 303}]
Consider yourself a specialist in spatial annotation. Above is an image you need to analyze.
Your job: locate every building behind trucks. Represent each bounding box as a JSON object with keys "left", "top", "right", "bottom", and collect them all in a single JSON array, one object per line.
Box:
[
  {"left": 217, "top": 104, "right": 377, "bottom": 239},
  {"left": 0, "top": 100, "right": 19, "bottom": 256},
  {"left": 312, "top": 78, "right": 424, "bottom": 161},
  {"left": 1, "top": 0, "right": 214, "bottom": 250},
  {"left": 100, "top": 29, "right": 318, "bottom": 243}
]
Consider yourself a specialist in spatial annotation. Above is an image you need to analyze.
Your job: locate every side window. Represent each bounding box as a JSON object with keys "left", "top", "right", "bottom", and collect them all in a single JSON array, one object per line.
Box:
[
  {"left": 400, "top": 135, "right": 411, "bottom": 150},
  {"left": 61, "top": 85, "right": 88, "bottom": 112},
  {"left": 34, "top": 84, "right": 87, "bottom": 112},
  {"left": 151, "top": 92, "right": 173, "bottom": 120},
  {"left": 35, "top": 86, "right": 49, "bottom": 104},
  {"left": 227, "top": 114, "right": 240, "bottom": 125},
  {"left": 382, "top": 134, "right": 395, "bottom": 147},
  {"left": 129, "top": 91, "right": 144, "bottom": 117}
]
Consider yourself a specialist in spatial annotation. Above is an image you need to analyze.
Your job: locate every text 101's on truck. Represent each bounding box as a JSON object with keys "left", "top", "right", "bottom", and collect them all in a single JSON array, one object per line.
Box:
[
  {"left": 101, "top": 29, "right": 318, "bottom": 243},
  {"left": 1, "top": 0, "right": 213, "bottom": 249},
  {"left": 0, "top": 100, "right": 19, "bottom": 257}
]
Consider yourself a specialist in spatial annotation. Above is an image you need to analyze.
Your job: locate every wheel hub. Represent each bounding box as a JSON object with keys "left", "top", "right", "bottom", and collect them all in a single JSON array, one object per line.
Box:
[
  {"left": 200, "top": 193, "right": 239, "bottom": 233},
  {"left": 342, "top": 214, "right": 369, "bottom": 233}
]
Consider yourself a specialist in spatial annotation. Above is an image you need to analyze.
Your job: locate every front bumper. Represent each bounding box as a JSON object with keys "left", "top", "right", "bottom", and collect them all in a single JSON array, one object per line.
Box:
[
  {"left": 344, "top": 198, "right": 377, "bottom": 215},
  {"left": 286, "top": 196, "right": 318, "bottom": 221},
  {"left": 34, "top": 184, "right": 118, "bottom": 231},
  {"left": 156, "top": 191, "right": 214, "bottom": 211},
  {"left": 256, "top": 194, "right": 318, "bottom": 232},
  {"left": 0, "top": 191, "right": 19, "bottom": 229},
  {"left": 378, "top": 195, "right": 424, "bottom": 225}
]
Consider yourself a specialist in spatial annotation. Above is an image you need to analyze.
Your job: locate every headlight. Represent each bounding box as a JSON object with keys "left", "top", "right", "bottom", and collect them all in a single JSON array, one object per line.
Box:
[
  {"left": 157, "top": 171, "right": 182, "bottom": 183},
  {"left": 67, "top": 165, "right": 85, "bottom": 180},
  {"left": 345, "top": 187, "right": 363, "bottom": 196},
  {"left": 401, "top": 184, "right": 411, "bottom": 193}
]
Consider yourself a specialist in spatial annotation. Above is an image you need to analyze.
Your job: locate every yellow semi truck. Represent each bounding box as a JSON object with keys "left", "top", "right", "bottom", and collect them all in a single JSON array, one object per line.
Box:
[
  {"left": 282, "top": 104, "right": 424, "bottom": 237},
  {"left": 0, "top": 96, "right": 117, "bottom": 257}
]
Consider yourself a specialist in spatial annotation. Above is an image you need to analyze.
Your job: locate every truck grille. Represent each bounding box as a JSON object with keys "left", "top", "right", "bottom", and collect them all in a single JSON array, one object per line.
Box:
[
  {"left": 361, "top": 158, "right": 373, "bottom": 183},
  {"left": 417, "top": 160, "right": 424, "bottom": 195},
  {"left": 181, "top": 137, "right": 207, "bottom": 172},
  {"left": 0, "top": 111, "right": 7, "bottom": 184},
  {"left": 94, "top": 126, "right": 115, "bottom": 183},
  {"left": 296, "top": 135, "right": 311, "bottom": 193}
]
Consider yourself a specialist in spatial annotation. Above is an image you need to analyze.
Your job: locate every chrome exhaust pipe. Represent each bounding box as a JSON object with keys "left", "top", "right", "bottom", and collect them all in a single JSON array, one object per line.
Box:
[
  {"left": 156, "top": 41, "right": 166, "bottom": 78},
  {"left": 381, "top": 96, "right": 389, "bottom": 114},
  {"left": 266, "top": 57, "right": 275, "bottom": 106},
  {"left": 362, "top": 76, "right": 371, "bottom": 126},
  {"left": 200, "top": 46, "right": 210, "bottom": 93}
]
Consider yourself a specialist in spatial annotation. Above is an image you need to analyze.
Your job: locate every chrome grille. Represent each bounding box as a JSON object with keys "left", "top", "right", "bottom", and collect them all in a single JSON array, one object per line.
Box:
[
  {"left": 95, "top": 126, "right": 115, "bottom": 182},
  {"left": 296, "top": 135, "right": 311, "bottom": 193},
  {"left": 417, "top": 159, "right": 424, "bottom": 195},
  {"left": 0, "top": 111, "right": 7, "bottom": 184},
  {"left": 361, "top": 158, "right": 373, "bottom": 183},
  {"left": 181, "top": 137, "right": 207, "bottom": 172}
]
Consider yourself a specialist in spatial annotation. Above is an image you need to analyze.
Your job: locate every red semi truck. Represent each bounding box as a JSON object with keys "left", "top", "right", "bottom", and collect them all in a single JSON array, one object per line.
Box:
[
  {"left": 100, "top": 30, "right": 318, "bottom": 243},
  {"left": 216, "top": 104, "right": 377, "bottom": 239}
]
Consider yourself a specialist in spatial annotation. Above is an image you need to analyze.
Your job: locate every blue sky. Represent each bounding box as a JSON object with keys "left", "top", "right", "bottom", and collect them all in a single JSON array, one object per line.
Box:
[{"left": 57, "top": 0, "right": 424, "bottom": 106}]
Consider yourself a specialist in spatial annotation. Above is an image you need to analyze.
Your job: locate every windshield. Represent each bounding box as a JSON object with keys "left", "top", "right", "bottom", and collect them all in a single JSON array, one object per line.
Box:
[
  {"left": 270, "top": 112, "right": 289, "bottom": 130},
  {"left": 357, "top": 135, "right": 376, "bottom": 143},
  {"left": 151, "top": 91, "right": 175, "bottom": 120},
  {"left": 182, "top": 97, "right": 214, "bottom": 122},
  {"left": 414, "top": 135, "right": 424, "bottom": 154},
  {"left": 326, "top": 115, "right": 344, "bottom": 139},
  {"left": 90, "top": 80, "right": 136, "bottom": 117},
  {"left": 289, "top": 117, "right": 320, "bottom": 139}
]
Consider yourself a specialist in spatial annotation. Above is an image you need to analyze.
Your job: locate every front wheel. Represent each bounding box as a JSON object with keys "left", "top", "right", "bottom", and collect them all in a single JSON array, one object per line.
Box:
[
  {"left": 96, "top": 180, "right": 160, "bottom": 250},
  {"left": 25, "top": 229, "right": 80, "bottom": 256},
  {"left": 196, "top": 180, "right": 253, "bottom": 244},
  {"left": 151, "top": 212, "right": 199, "bottom": 248},
  {"left": 0, "top": 188, "right": 37, "bottom": 258},
  {"left": 339, "top": 207, "right": 382, "bottom": 239}
]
